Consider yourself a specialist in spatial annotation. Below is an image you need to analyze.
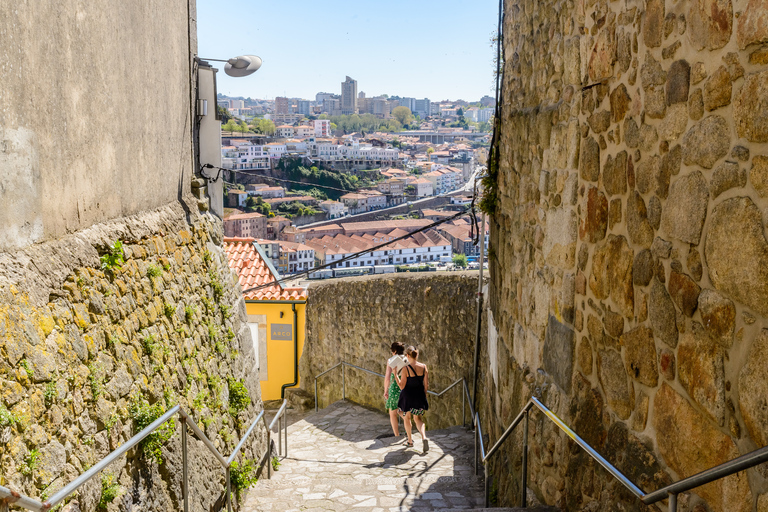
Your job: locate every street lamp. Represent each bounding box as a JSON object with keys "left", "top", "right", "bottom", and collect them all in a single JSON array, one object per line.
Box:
[{"left": 194, "top": 54, "right": 262, "bottom": 217}]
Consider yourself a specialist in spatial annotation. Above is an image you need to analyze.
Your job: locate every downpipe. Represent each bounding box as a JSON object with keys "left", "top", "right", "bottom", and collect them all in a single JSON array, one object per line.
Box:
[{"left": 280, "top": 304, "right": 299, "bottom": 400}]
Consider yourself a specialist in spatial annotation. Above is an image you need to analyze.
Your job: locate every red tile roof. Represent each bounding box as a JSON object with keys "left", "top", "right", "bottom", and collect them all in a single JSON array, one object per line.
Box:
[{"left": 223, "top": 237, "right": 307, "bottom": 301}]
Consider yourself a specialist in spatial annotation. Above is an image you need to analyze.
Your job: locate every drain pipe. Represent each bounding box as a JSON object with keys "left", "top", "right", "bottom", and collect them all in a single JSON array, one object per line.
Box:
[
  {"left": 471, "top": 212, "right": 486, "bottom": 411},
  {"left": 280, "top": 304, "right": 299, "bottom": 400}
]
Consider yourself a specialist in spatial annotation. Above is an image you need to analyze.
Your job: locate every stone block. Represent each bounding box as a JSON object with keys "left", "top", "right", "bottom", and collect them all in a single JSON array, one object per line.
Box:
[
  {"left": 587, "top": 110, "right": 611, "bottom": 133},
  {"left": 682, "top": 115, "right": 730, "bottom": 169},
  {"left": 703, "top": 66, "right": 732, "bottom": 111},
  {"left": 668, "top": 271, "right": 701, "bottom": 317},
  {"left": 636, "top": 154, "right": 660, "bottom": 194},
  {"left": 658, "top": 103, "right": 690, "bottom": 142},
  {"left": 687, "top": 0, "right": 733, "bottom": 50},
  {"left": 621, "top": 325, "right": 658, "bottom": 387},
  {"left": 650, "top": 278, "right": 678, "bottom": 347},
  {"left": 689, "top": 88, "right": 705, "bottom": 120},
  {"left": 667, "top": 60, "right": 691, "bottom": 105},
  {"left": 633, "top": 249, "right": 654, "bottom": 286},
  {"left": 598, "top": 348, "right": 634, "bottom": 419},
  {"left": 589, "top": 235, "right": 634, "bottom": 317},
  {"left": 543, "top": 315, "right": 575, "bottom": 393},
  {"left": 705, "top": 197, "right": 768, "bottom": 317},
  {"left": 654, "top": 384, "right": 751, "bottom": 512},
  {"left": 740, "top": 331, "right": 768, "bottom": 446},
  {"left": 643, "top": 0, "right": 665, "bottom": 47},
  {"left": 678, "top": 325, "right": 726, "bottom": 425},
  {"left": 750, "top": 155, "right": 768, "bottom": 197},
  {"left": 603, "top": 151, "right": 628, "bottom": 196},
  {"left": 610, "top": 84, "right": 631, "bottom": 122},
  {"left": 579, "top": 187, "right": 608, "bottom": 243},
  {"left": 737, "top": 0, "right": 768, "bottom": 48},
  {"left": 609, "top": 198, "right": 622, "bottom": 230},
  {"left": 661, "top": 171, "right": 710, "bottom": 245},
  {"left": 641, "top": 54, "right": 666, "bottom": 89},
  {"left": 710, "top": 161, "right": 746, "bottom": 198},
  {"left": 627, "top": 191, "right": 655, "bottom": 248},
  {"left": 579, "top": 136, "right": 601, "bottom": 182},
  {"left": 645, "top": 86, "right": 667, "bottom": 118},
  {"left": 735, "top": 70, "right": 768, "bottom": 142}
]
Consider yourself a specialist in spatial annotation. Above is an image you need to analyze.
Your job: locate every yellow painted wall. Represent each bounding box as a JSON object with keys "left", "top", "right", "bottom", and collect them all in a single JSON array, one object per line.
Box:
[{"left": 245, "top": 300, "right": 306, "bottom": 401}]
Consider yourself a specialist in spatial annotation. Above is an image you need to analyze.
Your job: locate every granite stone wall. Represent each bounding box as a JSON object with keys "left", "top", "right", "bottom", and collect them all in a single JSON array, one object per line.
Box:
[
  {"left": 0, "top": 204, "right": 266, "bottom": 512},
  {"left": 299, "top": 272, "right": 486, "bottom": 431},
  {"left": 484, "top": 0, "right": 768, "bottom": 510}
]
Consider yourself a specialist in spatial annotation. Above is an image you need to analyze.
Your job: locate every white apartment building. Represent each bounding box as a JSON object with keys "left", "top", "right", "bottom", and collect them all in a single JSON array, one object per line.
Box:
[
  {"left": 319, "top": 200, "right": 345, "bottom": 219},
  {"left": 410, "top": 178, "right": 433, "bottom": 197},
  {"left": 276, "top": 125, "right": 294, "bottom": 138},
  {"left": 264, "top": 143, "right": 287, "bottom": 160},
  {"left": 313, "top": 119, "right": 331, "bottom": 137},
  {"left": 248, "top": 186, "right": 285, "bottom": 199},
  {"left": 279, "top": 241, "right": 315, "bottom": 273},
  {"left": 296, "top": 125, "right": 313, "bottom": 138},
  {"left": 221, "top": 142, "right": 270, "bottom": 171}
]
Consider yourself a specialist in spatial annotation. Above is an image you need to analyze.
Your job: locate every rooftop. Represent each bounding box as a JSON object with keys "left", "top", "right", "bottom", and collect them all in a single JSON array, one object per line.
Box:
[{"left": 223, "top": 237, "right": 307, "bottom": 301}]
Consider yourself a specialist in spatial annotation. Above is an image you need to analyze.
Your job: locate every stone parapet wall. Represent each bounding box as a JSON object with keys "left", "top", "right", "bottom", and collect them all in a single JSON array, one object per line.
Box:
[
  {"left": 299, "top": 272, "right": 485, "bottom": 431},
  {"left": 485, "top": 0, "right": 768, "bottom": 510},
  {"left": 0, "top": 204, "right": 265, "bottom": 511}
]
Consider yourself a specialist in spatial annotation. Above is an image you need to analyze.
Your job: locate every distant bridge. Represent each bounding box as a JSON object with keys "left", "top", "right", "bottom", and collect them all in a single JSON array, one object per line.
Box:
[{"left": 397, "top": 130, "right": 488, "bottom": 144}]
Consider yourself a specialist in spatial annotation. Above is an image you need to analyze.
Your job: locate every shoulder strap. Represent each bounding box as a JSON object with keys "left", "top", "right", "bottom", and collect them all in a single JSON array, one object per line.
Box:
[{"left": 406, "top": 365, "right": 416, "bottom": 376}]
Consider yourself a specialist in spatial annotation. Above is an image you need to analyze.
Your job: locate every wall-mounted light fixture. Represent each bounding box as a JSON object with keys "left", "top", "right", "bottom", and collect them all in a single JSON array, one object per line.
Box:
[{"left": 193, "top": 54, "right": 262, "bottom": 217}]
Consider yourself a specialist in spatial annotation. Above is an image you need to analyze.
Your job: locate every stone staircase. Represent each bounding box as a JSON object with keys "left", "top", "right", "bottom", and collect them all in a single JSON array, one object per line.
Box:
[{"left": 242, "top": 401, "right": 558, "bottom": 512}]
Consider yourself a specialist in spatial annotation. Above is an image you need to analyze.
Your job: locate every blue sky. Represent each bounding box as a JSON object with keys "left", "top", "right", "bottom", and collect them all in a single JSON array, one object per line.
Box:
[{"left": 196, "top": 0, "right": 499, "bottom": 102}]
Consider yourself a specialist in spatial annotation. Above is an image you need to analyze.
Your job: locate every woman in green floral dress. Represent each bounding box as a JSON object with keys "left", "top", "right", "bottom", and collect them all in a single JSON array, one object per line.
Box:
[{"left": 384, "top": 342, "right": 406, "bottom": 437}]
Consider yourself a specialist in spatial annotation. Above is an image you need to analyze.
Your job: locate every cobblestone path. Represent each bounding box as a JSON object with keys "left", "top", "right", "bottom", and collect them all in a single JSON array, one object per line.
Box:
[{"left": 242, "top": 400, "right": 484, "bottom": 512}]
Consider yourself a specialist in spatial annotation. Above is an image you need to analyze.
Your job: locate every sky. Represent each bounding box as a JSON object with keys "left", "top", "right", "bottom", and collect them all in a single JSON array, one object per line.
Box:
[{"left": 196, "top": 0, "right": 499, "bottom": 102}]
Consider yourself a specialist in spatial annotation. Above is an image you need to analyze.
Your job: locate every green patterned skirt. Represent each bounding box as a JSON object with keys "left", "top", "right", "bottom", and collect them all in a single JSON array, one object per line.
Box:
[{"left": 385, "top": 379, "right": 401, "bottom": 411}]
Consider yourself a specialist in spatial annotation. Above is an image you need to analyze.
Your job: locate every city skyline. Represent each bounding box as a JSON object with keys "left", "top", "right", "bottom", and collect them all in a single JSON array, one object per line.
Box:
[{"left": 197, "top": 0, "right": 499, "bottom": 101}]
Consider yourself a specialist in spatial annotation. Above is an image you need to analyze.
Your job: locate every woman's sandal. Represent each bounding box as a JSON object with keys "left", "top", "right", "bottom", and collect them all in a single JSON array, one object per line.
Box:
[{"left": 406, "top": 440, "right": 414, "bottom": 447}]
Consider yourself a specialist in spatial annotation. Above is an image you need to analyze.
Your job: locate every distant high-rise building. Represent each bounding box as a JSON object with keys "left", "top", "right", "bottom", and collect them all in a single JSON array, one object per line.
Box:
[
  {"left": 316, "top": 92, "right": 334, "bottom": 106},
  {"left": 341, "top": 76, "right": 358, "bottom": 115},
  {"left": 414, "top": 98, "right": 431, "bottom": 118},
  {"left": 275, "top": 97, "right": 290, "bottom": 115},
  {"left": 358, "top": 91, "right": 366, "bottom": 99},
  {"left": 399, "top": 97, "right": 416, "bottom": 112},
  {"left": 480, "top": 95, "right": 496, "bottom": 107},
  {"left": 298, "top": 100, "right": 311, "bottom": 116}
]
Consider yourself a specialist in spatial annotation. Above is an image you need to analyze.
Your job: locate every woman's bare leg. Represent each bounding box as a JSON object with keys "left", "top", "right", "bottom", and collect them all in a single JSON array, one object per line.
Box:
[
  {"left": 404, "top": 412, "right": 413, "bottom": 445},
  {"left": 413, "top": 415, "right": 427, "bottom": 440},
  {"left": 389, "top": 409, "right": 400, "bottom": 436}
]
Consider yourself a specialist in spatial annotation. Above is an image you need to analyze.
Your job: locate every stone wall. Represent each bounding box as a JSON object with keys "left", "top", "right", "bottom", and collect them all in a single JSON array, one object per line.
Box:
[
  {"left": 299, "top": 272, "right": 485, "bottom": 431},
  {"left": 0, "top": 205, "right": 266, "bottom": 511},
  {"left": 484, "top": 0, "right": 768, "bottom": 510},
  {"left": 0, "top": 0, "right": 195, "bottom": 252}
]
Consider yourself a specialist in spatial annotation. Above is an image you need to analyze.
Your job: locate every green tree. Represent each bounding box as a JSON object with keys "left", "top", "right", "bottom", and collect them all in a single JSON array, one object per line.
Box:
[
  {"left": 452, "top": 254, "right": 468, "bottom": 268},
  {"left": 221, "top": 120, "right": 238, "bottom": 133},
  {"left": 251, "top": 118, "right": 276, "bottom": 135},
  {"left": 392, "top": 106, "right": 414, "bottom": 126},
  {"left": 457, "top": 107, "right": 464, "bottom": 117},
  {"left": 217, "top": 105, "right": 232, "bottom": 123},
  {"left": 427, "top": 147, "right": 435, "bottom": 157}
]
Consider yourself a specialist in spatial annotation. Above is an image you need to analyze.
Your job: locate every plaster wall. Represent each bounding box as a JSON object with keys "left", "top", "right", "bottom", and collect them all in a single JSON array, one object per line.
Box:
[{"left": 0, "top": 0, "right": 194, "bottom": 252}]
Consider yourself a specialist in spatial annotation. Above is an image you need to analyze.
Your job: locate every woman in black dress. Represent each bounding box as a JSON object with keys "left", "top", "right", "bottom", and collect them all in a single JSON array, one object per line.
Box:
[{"left": 395, "top": 346, "right": 429, "bottom": 453}]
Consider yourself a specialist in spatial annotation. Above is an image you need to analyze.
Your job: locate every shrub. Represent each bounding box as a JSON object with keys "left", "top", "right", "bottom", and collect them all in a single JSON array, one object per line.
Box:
[
  {"left": 229, "top": 459, "right": 258, "bottom": 500},
  {"left": 129, "top": 396, "right": 175, "bottom": 464},
  {"left": 227, "top": 378, "right": 250, "bottom": 415}
]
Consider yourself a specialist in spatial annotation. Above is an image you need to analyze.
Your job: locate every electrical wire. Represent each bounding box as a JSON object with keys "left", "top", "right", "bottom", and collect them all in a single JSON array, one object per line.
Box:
[{"left": 238, "top": 204, "right": 473, "bottom": 296}]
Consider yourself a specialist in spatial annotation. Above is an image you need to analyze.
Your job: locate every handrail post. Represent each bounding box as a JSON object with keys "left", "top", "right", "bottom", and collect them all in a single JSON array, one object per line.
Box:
[
  {"left": 315, "top": 378, "right": 318, "bottom": 412},
  {"left": 484, "top": 462, "right": 489, "bottom": 508},
  {"left": 182, "top": 420, "right": 189, "bottom": 512},
  {"left": 474, "top": 420, "right": 479, "bottom": 476},
  {"left": 521, "top": 410, "right": 529, "bottom": 508},
  {"left": 284, "top": 411, "right": 288, "bottom": 458},
  {"left": 342, "top": 364, "right": 346, "bottom": 401},
  {"left": 462, "top": 386, "right": 466, "bottom": 428},
  {"left": 668, "top": 493, "right": 677, "bottom": 512},
  {"left": 226, "top": 466, "right": 232, "bottom": 512},
  {"left": 267, "top": 429, "right": 272, "bottom": 479},
  {"left": 278, "top": 415, "right": 282, "bottom": 456}
]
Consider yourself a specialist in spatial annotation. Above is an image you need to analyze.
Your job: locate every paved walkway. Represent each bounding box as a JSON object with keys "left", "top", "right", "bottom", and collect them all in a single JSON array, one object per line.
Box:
[{"left": 243, "top": 400, "right": 484, "bottom": 512}]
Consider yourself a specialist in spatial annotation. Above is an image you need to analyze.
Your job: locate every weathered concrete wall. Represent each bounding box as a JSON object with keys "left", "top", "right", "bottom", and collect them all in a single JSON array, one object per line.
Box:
[
  {"left": 484, "top": 0, "right": 768, "bottom": 510},
  {"left": 0, "top": 0, "right": 195, "bottom": 252},
  {"left": 0, "top": 206, "right": 266, "bottom": 511},
  {"left": 299, "top": 272, "right": 486, "bottom": 431}
]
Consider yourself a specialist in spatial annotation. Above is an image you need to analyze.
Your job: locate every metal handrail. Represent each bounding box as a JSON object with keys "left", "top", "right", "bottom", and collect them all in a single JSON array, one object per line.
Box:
[
  {"left": 0, "top": 400, "right": 290, "bottom": 512},
  {"left": 313, "top": 361, "right": 469, "bottom": 427},
  {"left": 473, "top": 394, "right": 768, "bottom": 511}
]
